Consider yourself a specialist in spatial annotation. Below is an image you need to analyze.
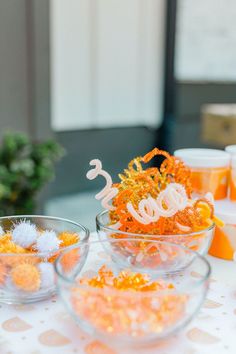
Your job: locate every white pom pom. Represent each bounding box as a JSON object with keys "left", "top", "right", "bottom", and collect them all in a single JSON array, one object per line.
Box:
[
  {"left": 5, "top": 277, "right": 18, "bottom": 292},
  {"left": 38, "top": 262, "right": 55, "bottom": 289},
  {"left": 36, "top": 230, "right": 61, "bottom": 253},
  {"left": 0, "top": 226, "right": 4, "bottom": 236},
  {"left": 12, "top": 221, "right": 38, "bottom": 248}
]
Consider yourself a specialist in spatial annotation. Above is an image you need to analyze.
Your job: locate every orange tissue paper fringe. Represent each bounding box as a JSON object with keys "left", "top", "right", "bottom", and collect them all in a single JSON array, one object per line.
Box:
[{"left": 109, "top": 148, "right": 219, "bottom": 236}]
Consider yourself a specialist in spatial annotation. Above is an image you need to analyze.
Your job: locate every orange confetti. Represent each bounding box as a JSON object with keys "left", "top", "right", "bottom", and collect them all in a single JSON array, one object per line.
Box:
[{"left": 71, "top": 266, "right": 187, "bottom": 336}]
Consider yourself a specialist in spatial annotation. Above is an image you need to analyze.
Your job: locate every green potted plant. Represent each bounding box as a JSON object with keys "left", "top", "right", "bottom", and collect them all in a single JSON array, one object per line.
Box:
[{"left": 0, "top": 132, "right": 64, "bottom": 216}]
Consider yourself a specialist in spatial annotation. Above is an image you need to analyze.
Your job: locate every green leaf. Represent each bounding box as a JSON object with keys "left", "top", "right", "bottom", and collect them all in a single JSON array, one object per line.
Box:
[{"left": 0, "top": 132, "right": 65, "bottom": 214}]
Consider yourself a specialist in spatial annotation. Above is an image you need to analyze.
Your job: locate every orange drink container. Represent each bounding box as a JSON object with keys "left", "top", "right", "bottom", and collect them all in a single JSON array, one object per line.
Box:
[
  {"left": 209, "top": 200, "right": 236, "bottom": 260},
  {"left": 174, "top": 149, "right": 230, "bottom": 200},
  {"left": 225, "top": 145, "right": 236, "bottom": 202},
  {"left": 229, "top": 156, "right": 236, "bottom": 202}
]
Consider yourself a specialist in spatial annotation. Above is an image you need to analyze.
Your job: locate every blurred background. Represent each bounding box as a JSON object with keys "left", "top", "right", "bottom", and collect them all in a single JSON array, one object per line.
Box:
[{"left": 0, "top": 0, "right": 236, "bottom": 229}]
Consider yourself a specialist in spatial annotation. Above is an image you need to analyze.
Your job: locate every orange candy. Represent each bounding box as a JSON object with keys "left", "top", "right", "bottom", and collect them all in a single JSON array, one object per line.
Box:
[{"left": 83, "top": 265, "right": 171, "bottom": 292}]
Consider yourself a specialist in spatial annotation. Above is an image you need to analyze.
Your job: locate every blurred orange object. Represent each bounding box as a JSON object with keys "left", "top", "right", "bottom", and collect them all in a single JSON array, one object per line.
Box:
[
  {"left": 225, "top": 150, "right": 236, "bottom": 202},
  {"left": 60, "top": 248, "right": 80, "bottom": 273},
  {"left": 174, "top": 148, "right": 230, "bottom": 200},
  {"left": 0, "top": 262, "right": 7, "bottom": 285},
  {"left": 11, "top": 263, "right": 41, "bottom": 292},
  {"left": 209, "top": 200, "right": 236, "bottom": 260},
  {"left": 58, "top": 231, "right": 79, "bottom": 247},
  {"left": 72, "top": 266, "right": 187, "bottom": 337},
  {"left": 191, "top": 167, "right": 229, "bottom": 200},
  {"left": 229, "top": 173, "right": 236, "bottom": 201},
  {"left": 209, "top": 226, "right": 234, "bottom": 260}
]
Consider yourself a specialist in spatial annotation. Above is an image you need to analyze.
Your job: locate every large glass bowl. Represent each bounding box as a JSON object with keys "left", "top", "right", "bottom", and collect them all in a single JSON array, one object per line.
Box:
[
  {"left": 96, "top": 210, "right": 215, "bottom": 256},
  {"left": 55, "top": 239, "right": 210, "bottom": 347},
  {"left": 0, "top": 215, "right": 89, "bottom": 304}
]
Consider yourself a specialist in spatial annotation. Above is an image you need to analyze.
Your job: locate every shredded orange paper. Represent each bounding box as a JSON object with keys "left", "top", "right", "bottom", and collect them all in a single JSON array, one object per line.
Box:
[
  {"left": 71, "top": 265, "right": 187, "bottom": 336},
  {"left": 109, "top": 148, "right": 220, "bottom": 236}
]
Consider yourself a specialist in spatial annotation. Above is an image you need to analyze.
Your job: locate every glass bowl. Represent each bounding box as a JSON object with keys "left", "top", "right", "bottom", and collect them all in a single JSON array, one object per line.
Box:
[
  {"left": 0, "top": 215, "right": 89, "bottom": 304},
  {"left": 55, "top": 239, "right": 210, "bottom": 347},
  {"left": 96, "top": 210, "right": 215, "bottom": 256}
]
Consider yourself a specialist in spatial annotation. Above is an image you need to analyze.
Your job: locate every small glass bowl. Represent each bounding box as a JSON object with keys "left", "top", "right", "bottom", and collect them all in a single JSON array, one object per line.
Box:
[
  {"left": 55, "top": 239, "right": 210, "bottom": 347},
  {"left": 96, "top": 210, "right": 215, "bottom": 256},
  {"left": 0, "top": 215, "right": 89, "bottom": 304}
]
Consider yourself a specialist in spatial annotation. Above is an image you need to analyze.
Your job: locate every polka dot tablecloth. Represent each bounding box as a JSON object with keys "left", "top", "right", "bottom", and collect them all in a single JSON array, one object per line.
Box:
[{"left": 1, "top": 255, "right": 236, "bottom": 354}]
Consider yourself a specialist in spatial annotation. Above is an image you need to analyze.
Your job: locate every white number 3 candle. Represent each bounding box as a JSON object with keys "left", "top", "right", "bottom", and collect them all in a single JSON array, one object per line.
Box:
[{"left": 86, "top": 159, "right": 118, "bottom": 210}]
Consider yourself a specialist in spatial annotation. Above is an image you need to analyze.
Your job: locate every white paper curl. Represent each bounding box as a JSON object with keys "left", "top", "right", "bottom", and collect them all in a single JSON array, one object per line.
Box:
[
  {"left": 127, "top": 183, "right": 188, "bottom": 225},
  {"left": 87, "top": 159, "right": 118, "bottom": 210}
]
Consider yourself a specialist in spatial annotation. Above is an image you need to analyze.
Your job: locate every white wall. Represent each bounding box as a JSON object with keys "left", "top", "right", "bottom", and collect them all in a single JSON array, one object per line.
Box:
[
  {"left": 175, "top": 0, "right": 236, "bottom": 82},
  {"left": 0, "top": 0, "right": 30, "bottom": 137},
  {"left": 50, "top": 0, "right": 166, "bottom": 131}
]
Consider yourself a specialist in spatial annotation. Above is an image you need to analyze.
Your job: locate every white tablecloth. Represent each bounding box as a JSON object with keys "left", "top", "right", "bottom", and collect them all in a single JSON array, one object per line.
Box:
[{"left": 1, "top": 253, "right": 236, "bottom": 354}]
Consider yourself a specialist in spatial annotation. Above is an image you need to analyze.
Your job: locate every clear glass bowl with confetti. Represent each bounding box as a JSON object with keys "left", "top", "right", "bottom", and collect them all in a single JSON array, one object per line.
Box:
[
  {"left": 0, "top": 215, "right": 89, "bottom": 304},
  {"left": 96, "top": 210, "right": 215, "bottom": 256},
  {"left": 55, "top": 238, "right": 210, "bottom": 347}
]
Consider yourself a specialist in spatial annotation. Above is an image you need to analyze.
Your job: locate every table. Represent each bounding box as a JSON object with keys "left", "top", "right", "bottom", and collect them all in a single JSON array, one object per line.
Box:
[{"left": 1, "top": 254, "right": 236, "bottom": 354}]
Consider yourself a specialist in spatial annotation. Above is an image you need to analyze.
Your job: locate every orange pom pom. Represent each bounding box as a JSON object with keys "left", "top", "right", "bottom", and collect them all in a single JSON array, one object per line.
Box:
[
  {"left": 60, "top": 248, "right": 80, "bottom": 273},
  {"left": 58, "top": 231, "right": 79, "bottom": 247},
  {"left": 11, "top": 263, "right": 41, "bottom": 292},
  {"left": 0, "top": 262, "right": 7, "bottom": 285}
]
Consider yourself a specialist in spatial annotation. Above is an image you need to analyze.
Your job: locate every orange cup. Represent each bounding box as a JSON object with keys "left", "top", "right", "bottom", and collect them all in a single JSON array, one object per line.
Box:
[
  {"left": 209, "top": 200, "right": 236, "bottom": 260},
  {"left": 225, "top": 146, "right": 236, "bottom": 202},
  {"left": 174, "top": 149, "right": 230, "bottom": 200},
  {"left": 229, "top": 157, "right": 236, "bottom": 202}
]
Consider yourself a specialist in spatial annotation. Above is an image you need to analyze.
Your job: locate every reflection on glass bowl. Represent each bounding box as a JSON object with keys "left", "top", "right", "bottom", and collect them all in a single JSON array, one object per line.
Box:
[
  {"left": 55, "top": 238, "right": 210, "bottom": 347},
  {"left": 96, "top": 210, "right": 215, "bottom": 256},
  {"left": 0, "top": 215, "right": 89, "bottom": 304}
]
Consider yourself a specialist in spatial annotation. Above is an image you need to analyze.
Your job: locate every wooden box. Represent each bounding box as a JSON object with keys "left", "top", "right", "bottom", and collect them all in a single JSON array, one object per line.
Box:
[{"left": 202, "top": 104, "right": 236, "bottom": 146}]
